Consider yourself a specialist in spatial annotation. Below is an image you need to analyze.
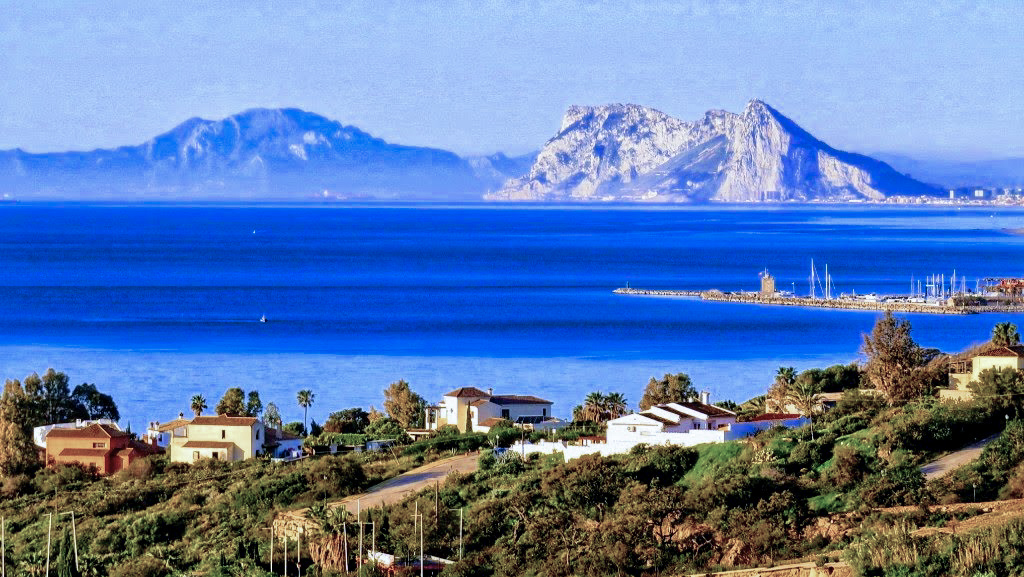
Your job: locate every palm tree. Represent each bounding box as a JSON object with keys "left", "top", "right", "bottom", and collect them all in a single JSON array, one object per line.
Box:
[
  {"left": 604, "top": 392, "right": 629, "bottom": 420},
  {"left": 992, "top": 322, "right": 1021, "bottom": 347},
  {"left": 787, "top": 379, "right": 823, "bottom": 440},
  {"left": 769, "top": 366, "right": 797, "bottom": 411},
  {"left": 580, "top": 392, "right": 607, "bottom": 423},
  {"left": 190, "top": 394, "right": 207, "bottom": 417},
  {"left": 297, "top": 389, "right": 315, "bottom": 434}
]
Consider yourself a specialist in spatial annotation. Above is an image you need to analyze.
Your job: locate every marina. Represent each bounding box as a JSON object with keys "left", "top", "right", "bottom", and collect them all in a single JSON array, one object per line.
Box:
[{"left": 615, "top": 262, "right": 1024, "bottom": 315}]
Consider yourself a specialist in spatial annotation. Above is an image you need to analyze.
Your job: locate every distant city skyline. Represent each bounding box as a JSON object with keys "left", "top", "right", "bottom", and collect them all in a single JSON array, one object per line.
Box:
[{"left": 1, "top": 1, "right": 1022, "bottom": 160}]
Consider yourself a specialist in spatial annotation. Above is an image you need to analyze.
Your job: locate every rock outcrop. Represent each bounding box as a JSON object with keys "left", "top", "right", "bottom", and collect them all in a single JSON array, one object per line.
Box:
[{"left": 491, "top": 100, "right": 937, "bottom": 202}]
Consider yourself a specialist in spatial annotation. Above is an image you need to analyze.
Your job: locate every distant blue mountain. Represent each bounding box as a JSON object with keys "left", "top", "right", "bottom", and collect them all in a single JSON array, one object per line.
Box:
[{"left": 0, "top": 108, "right": 530, "bottom": 200}]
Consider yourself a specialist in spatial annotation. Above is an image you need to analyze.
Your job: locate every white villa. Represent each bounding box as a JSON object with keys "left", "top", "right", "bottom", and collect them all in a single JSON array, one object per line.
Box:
[
  {"left": 423, "top": 387, "right": 565, "bottom": 434},
  {"left": 514, "top": 393, "right": 809, "bottom": 461}
]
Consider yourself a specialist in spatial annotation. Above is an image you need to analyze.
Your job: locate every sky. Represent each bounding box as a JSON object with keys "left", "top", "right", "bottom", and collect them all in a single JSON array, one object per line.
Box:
[{"left": 1, "top": 1, "right": 1022, "bottom": 159}]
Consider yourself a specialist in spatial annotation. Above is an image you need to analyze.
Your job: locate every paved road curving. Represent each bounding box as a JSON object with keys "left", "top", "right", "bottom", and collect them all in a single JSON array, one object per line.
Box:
[{"left": 920, "top": 433, "right": 1001, "bottom": 481}]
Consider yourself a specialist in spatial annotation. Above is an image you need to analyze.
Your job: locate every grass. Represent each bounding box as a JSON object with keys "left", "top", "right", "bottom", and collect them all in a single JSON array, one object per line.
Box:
[{"left": 682, "top": 441, "right": 749, "bottom": 484}]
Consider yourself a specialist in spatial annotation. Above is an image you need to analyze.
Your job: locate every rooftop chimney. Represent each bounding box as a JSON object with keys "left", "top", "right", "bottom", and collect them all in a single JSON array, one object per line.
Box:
[
  {"left": 179, "top": 412, "right": 184, "bottom": 419},
  {"left": 700, "top": 390, "right": 711, "bottom": 404},
  {"left": 487, "top": 387, "right": 493, "bottom": 396}
]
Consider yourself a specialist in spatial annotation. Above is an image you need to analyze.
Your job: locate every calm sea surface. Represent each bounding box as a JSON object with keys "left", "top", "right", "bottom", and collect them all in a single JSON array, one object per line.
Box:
[{"left": 2, "top": 204, "right": 1023, "bottom": 427}]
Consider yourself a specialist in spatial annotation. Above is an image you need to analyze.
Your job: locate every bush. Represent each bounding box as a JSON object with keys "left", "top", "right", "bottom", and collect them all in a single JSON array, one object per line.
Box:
[
  {"left": 110, "top": 555, "right": 170, "bottom": 577},
  {"left": 487, "top": 425, "right": 521, "bottom": 448},
  {"left": 478, "top": 450, "right": 496, "bottom": 471},
  {"left": 1, "top": 473, "right": 32, "bottom": 497}
]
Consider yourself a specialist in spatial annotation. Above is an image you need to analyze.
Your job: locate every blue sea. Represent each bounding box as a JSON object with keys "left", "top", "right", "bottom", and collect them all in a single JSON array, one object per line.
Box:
[{"left": 2, "top": 203, "right": 1023, "bottom": 428}]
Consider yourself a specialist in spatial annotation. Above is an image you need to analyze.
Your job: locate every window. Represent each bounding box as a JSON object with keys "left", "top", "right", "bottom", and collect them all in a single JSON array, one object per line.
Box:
[
  {"left": 193, "top": 451, "right": 200, "bottom": 461},
  {"left": 256, "top": 429, "right": 260, "bottom": 440},
  {"left": 221, "top": 430, "right": 226, "bottom": 439},
  {"left": 542, "top": 408, "right": 547, "bottom": 417},
  {"left": 92, "top": 442, "right": 106, "bottom": 448},
  {"left": 626, "top": 425, "right": 636, "bottom": 432},
  {"left": 501, "top": 409, "right": 510, "bottom": 419},
  {"left": 212, "top": 452, "right": 219, "bottom": 460}
]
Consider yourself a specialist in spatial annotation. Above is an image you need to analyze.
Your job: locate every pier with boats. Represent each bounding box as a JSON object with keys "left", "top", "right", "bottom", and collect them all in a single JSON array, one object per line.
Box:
[{"left": 615, "top": 262, "right": 1024, "bottom": 315}]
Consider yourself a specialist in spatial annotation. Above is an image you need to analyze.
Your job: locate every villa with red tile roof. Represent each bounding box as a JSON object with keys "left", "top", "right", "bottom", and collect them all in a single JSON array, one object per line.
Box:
[
  {"left": 45, "top": 423, "right": 160, "bottom": 475},
  {"left": 423, "top": 387, "right": 559, "bottom": 433},
  {"left": 166, "top": 415, "right": 266, "bottom": 464}
]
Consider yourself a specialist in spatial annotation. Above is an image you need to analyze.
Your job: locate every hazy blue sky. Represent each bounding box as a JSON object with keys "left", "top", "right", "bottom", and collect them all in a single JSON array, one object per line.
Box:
[{"left": 1, "top": 1, "right": 1022, "bottom": 159}]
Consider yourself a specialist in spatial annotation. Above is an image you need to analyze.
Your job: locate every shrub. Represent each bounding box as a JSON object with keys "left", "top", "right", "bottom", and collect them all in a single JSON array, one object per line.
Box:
[
  {"left": 478, "top": 450, "right": 496, "bottom": 471},
  {"left": 110, "top": 555, "right": 170, "bottom": 577}
]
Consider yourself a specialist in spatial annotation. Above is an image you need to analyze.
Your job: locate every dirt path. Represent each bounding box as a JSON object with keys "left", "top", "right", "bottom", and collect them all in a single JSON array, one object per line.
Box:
[
  {"left": 275, "top": 453, "right": 480, "bottom": 534},
  {"left": 335, "top": 452, "right": 480, "bottom": 515},
  {"left": 920, "top": 433, "right": 1000, "bottom": 480}
]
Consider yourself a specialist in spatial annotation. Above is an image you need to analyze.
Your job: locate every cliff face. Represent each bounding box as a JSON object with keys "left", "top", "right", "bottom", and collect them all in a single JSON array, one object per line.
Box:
[{"left": 491, "top": 100, "right": 937, "bottom": 202}]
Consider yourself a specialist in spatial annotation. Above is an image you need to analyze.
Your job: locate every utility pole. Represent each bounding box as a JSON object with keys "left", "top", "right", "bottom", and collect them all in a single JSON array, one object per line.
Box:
[
  {"left": 2, "top": 515, "right": 6, "bottom": 577},
  {"left": 45, "top": 512, "right": 53, "bottom": 577},
  {"left": 448, "top": 508, "right": 464, "bottom": 560},
  {"left": 269, "top": 525, "right": 274, "bottom": 574},
  {"left": 414, "top": 502, "right": 424, "bottom": 577},
  {"left": 358, "top": 498, "right": 363, "bottom": 572},
  {"left": 343, "top": 522, "right": 349, "bottom": 574},
  {"left": 284, "top": 533, "right": 288, "bottom": 576},
  {"left": 56, "top": 512, "right": 79, "bottom": 574}
]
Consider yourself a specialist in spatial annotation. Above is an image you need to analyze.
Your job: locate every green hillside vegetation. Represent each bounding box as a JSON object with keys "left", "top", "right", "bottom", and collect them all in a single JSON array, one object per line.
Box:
[{"left": 5, "top": 318, "right": 1024, "bottom": 576}]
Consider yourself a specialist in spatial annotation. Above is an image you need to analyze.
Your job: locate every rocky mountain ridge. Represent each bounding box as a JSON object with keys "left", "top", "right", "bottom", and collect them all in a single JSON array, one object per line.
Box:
[{"left": 491, "top": 100, "right": 938, "bottom": 202}]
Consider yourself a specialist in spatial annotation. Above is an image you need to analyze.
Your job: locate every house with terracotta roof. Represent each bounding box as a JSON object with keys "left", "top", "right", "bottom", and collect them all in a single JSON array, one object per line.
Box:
[
  {"left": 44, "top": 423, "right": 160, "bottom": 475},
  {"left": 166, "top": 415, "right": 266, "bottom": 463},
  {"left": 944, "top": 345, "right": 1024, "bottom": 401},
  {"left": 423, "top": 387, "right": 555, "bottom": 433}
]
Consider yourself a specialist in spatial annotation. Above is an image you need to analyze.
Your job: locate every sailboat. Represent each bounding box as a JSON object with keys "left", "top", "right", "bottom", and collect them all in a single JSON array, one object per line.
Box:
[{"left": 260, "top": 315, "right": 267, "bottom": 323}]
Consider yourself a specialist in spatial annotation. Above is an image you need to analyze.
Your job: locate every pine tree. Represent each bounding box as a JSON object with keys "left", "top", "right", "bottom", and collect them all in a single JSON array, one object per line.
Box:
[{"left": 0, "top": 379, "right": 40, "bottom": 477}]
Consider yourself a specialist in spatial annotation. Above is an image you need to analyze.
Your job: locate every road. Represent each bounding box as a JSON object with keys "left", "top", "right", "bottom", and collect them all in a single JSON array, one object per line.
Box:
[
  {"left": 336, "top": 452, "right": 480, "bottom": 514},
  {"left": 920, "top": 433, "right": 1000, "bottom": 481},
  {"left": 276, "top": 452, "right": 481, "bottom": 534}
]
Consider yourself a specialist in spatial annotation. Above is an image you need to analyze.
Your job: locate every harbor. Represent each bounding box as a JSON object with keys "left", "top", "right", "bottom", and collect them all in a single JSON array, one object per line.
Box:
[{"left": 615, "top": 263, "right": 1024, "bottom": 315}]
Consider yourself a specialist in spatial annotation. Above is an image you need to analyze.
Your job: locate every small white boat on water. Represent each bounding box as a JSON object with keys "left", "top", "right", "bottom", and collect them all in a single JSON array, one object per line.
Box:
[{"left": 260, "top": 315, "right": 267, "bottom": 323}]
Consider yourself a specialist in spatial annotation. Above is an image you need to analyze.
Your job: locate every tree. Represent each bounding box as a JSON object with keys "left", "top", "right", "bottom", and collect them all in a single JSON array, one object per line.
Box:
[
  {"left": 214, "top": 387, "right": 247, "bottom": 416},
  {"left": 246, "top": 391, "right": 263, "bottom": 418},
  {"left": 604, "top": 392, "right": 628, "bottom": 420},
  {"left": 263, "top": 402, "right": 282, "bottom": 429},
  {"left": 861, "top": 312, "right": 926, "bottom": 403},
  {"left": 297, "top": 389, "right": 315, "bottom": 433},
  {"left": 382, "top": 380, "right": 424, "bottom": 428},
  {"left": 190, "top": 394, "right": 207, "bottom": 417},
  {"left": 324, "top": 408, "right": 370, "bottom": 434},
  {"left": 283, "top": 421, "right": 306, "bottom": 437},
  {"left": 639, "top": 373, "right": 698, "bottom": 410},
  {"left": 993, "top": 322, "right": 1021, "bottom": 347},
  {"left": 786, "top": 378, "right": 823, "bottom": 440},
  {"left": 0, "top": 379, "right": 39, "bottom": 477},
  {"left": 71, "top": 383, "right": 120, "bottom": 421},
  {"left": 768, "top": 367, "right": 797, "bottom": 411}
]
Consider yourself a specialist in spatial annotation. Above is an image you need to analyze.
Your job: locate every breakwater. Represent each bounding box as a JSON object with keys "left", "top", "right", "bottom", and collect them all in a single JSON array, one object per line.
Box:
[{"left": 613, "top": 287, "right": 992, "bottom": 315}]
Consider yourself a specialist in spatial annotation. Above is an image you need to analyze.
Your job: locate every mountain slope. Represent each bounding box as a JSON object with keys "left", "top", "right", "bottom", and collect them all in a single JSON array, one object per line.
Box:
[
  {"left": 872, "top": 153, "right": 1024, "bottom": 189},
  {"left": 491, "top": 100, "right": 938, "bottom": 202},
  {"left": 0, "top": 108, "right": 488, "bottom": 200}
]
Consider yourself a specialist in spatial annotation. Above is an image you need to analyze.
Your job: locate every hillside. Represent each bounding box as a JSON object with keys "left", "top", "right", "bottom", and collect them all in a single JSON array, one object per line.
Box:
[
  {"left": 0, "top": 108, "right": 529, "bottom": 201},
  {"left": 491, "top": 100, "right": 939, "bottom": 202}
]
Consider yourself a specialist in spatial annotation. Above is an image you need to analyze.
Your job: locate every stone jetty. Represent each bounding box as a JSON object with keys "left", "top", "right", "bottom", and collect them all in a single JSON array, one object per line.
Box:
[{"left": 612, "top": 287, "right": 1024, "bottom": 315}]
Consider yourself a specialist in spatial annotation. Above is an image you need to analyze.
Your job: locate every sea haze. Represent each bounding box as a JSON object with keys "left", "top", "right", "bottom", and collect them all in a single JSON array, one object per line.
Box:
[{"left": 1, "top": 204, "right": 1023, "bottom": 427}]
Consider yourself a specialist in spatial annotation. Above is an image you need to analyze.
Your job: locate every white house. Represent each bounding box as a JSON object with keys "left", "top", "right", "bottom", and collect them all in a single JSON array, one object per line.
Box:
[
  {"left": 606, "top": 400, "right": 738, "bottom": 448},
  {"left": 424, "top": 387, "right": 556, "bottom": 433},
  {"left": 265, "top": 428, "right": 305, "bottom": 460}
]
